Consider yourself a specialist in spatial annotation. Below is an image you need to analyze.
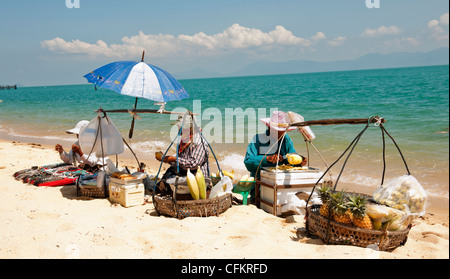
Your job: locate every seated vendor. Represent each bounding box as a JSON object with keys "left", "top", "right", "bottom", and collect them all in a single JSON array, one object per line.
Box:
[
  {"left": 244, "top": 111, "right": 307, "bottom": 202},
  {"left": 155, "top": 115, "right": 210, "bottom": 194},
  {"left": 55, "top": 120, "right": 111, "bottom": 172}
]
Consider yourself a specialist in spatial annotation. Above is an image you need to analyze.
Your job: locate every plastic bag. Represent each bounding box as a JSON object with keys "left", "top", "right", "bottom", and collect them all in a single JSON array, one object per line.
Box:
[
  {"left": 209, "top": 175, "right": 233, "bottom": 198},
  {"left": 79, "top": 113, "right": 124, "bottom": 157},
  {"left": 281, "top": 195, "right": 306, "bottom": 215},
  {"left": 373, "top": 175, "right": 427, "bottom": 216},
  {"left": 366, "top": 203, "right": 413, "bottom": 231},
  {"left": 106, "top": 159, "right": 119, "bottom": 175}
]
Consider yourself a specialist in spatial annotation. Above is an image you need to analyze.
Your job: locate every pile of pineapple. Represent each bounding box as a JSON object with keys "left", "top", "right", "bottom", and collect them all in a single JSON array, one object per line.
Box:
[{"left": 317, "top": 185, "right": 412, "bottom": 231}]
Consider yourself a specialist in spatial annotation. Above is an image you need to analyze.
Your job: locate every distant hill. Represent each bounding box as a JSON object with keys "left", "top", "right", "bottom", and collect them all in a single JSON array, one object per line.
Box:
[
  {"left": 175, "top": 47, "right": 449, "bottom": 79},
  {"left": 174, "top": 68, "right": 223, "bottom": 80},
  {"left": 230, "top": 47, "right": 449, "bottom": 77}
]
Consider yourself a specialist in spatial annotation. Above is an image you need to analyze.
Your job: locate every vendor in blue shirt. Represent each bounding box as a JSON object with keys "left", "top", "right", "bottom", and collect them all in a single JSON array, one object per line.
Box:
[{"left": 244, "top": 111, "right": 307, "bottom": 203}]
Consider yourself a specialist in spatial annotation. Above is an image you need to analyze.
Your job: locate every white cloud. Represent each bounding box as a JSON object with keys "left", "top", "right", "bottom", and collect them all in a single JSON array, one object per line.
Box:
[
  {"left": 41, "top": 24, "right": 314, "bottom": 59},
  {"left": 428, "top": 19, "right": 440, "bottom": 28},
  {"left": 41, "top": 38, "right": 114, "bottom": 56},
  {"left": 404, "top": 37, "right": 420, "bottom": 46},
  {"left": 361, "top": 25, "right": 401, "bottom": 37},
  {"left": 311, "top": 31, "right": 326, "bottom": 41},
  {"left": 328, "top": 36, "right": 346, "bottom": 47},
  {"left": 427, "top": 13, "right": 449, "bottom": 41},
  {"left": 440, "top": 13, "right": 449, "bottom": 26}
]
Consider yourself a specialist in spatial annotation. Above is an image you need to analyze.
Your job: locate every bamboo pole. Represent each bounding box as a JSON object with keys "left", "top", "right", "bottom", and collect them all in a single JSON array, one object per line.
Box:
[
  {"left": 290, "top": 116, "right": 385, "bottom": 127},
  {"left": 99, "top": 109, "right": 199, "bottom": 115}
]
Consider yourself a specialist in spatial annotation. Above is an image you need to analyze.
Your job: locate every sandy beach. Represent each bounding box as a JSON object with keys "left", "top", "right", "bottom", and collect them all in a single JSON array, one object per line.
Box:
[{"left": 0, "top": 139, "right": 448, "bottom": 259}]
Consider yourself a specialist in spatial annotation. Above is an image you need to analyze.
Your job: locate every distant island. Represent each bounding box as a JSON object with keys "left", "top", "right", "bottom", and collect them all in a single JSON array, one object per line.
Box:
[
  {"left": 0, "top": 84, "right": 18, "bottom": 90},
  {"left": 174, "top": 47, "right": 449, "bottom": 79}
]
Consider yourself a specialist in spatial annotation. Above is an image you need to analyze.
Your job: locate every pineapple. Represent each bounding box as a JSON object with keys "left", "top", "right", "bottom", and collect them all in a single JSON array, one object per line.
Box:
[
  {"left": 348, "top": 194, "right": 374, "bottom": 230},
  {"left": 317, "top": 184, "right": 333, "bottom": 218},
  {"left": 330, "top": 191, "right": 353, "bottom": 225}
]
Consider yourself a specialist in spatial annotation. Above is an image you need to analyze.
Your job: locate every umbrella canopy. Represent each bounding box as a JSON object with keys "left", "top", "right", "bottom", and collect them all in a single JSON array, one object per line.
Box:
[{"left": 83, "top": 61, "right": 189, "bottom": 103}]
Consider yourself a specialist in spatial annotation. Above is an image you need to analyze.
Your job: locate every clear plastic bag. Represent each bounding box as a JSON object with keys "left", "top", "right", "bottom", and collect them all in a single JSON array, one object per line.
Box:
[
  {"left": 373, "top": 175, "right": 427, "bottom": 217},
  {"left": 79, "top": 113, "right": 124, "bottom": 157},
  {"left": 281, "top": 195, "right": 306, "bottom": 215},
  {"left": 366, "top": 203, "right": 413, "bottom": 231},
  {"left": 209, "top": 174, "right": 233, "bottom": 198}
]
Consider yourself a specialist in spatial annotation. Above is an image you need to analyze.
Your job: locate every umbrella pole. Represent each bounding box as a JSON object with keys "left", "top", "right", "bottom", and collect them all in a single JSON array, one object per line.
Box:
[{"left": 129, "top": 97, "right": 138, "bottom": 139}]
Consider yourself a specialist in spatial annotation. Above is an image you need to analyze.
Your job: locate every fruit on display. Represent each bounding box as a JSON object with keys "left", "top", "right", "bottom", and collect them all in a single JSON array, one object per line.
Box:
[
  {"left": 372, "top": 175, "right": 427, "bottom": 216},
  {"left": 348, "top": 194, "right": 373, "bottom": 230},
  {"left": 237, "top": 174, "right": 255, "bottom": 187},
  {"left": 195, "top": 167, "right": 206, "bottom": 199},
  {"left": 366, "top": 203, "right": 412, "bottom": 231},
  {"left": 216, "top": 170, "right": 235, "bottom": 180},
  {"left": 287, "top": 153, "right": 303, "bottom": 165},
  {"left": 186, "top": 169, "right": 200, "bottom": 200},
  {"left": 155, "top": 151, "right": 163, "bottom": 160},
  {"left": 317, "top": 191, "right": 413, "bottom": 231},
  {"left": 330, "top": 191, "right": 353, "bottom": 225},
  {"left": 239, "top": 174, "right": 249, "bottom": 183},
  {"left": 317, "top": 184, "right": 333, "bottom": 217}
]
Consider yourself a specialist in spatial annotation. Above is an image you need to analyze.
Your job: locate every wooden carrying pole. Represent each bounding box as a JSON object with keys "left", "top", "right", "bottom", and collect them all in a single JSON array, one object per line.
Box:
[
  {"left": 101, "top": 109, "right": 199, "bottom": 116},
  {"left": 290, "top": 116, "right": 386, "bottom": 127}
]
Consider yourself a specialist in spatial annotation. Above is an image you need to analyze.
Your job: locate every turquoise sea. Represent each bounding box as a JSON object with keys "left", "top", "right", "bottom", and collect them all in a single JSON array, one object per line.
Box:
[{"left": 1, "top": 65, "right": 448, "bottom": 198}]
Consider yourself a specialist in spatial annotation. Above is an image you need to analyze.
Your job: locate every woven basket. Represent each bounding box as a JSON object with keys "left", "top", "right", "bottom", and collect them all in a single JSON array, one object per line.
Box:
[
  {"left": 153, "top": 193, "right": 232, "bottom": 219},
  {"left": 78, "top": 185, "right": 107, "bottom": 198},
  {"left": 306, "top": 205, "right": 411, "bottom": 251}
]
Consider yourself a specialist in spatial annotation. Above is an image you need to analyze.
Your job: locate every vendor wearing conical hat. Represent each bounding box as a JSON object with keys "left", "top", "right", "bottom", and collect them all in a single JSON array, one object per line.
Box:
[{"left": 244, "top": 111, "right": 307, "bottom": 202}]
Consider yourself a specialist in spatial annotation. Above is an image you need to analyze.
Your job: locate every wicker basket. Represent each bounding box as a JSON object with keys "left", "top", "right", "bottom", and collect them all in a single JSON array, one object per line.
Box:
[
  {"left": 153, "top": 193, "right": 232, "bottom": 219},
  {"left": 306, "top": 205, "right": 411, "bottom": 251},
  {"left": 78, "top": 185, "right": 107, "bottom": 198}
]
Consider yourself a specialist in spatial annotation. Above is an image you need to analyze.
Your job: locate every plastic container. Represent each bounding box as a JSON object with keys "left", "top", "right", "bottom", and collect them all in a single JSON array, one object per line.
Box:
[{"left": 109, "top": 182, "right": 144, "bottom": 207}]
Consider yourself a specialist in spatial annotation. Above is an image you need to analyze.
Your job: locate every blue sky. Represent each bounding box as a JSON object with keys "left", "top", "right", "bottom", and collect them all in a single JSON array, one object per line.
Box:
[{"left": 0, "top": 0, "right": 448, "bottom": 86}]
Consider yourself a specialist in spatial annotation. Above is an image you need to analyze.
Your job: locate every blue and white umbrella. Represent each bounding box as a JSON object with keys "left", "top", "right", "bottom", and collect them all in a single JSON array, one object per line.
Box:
[
  {"left": 83, "top": 51, "right": 189, "bottom": 138},
  {"left": 83, "top": 58, "right": 188, "bottom": 103}
]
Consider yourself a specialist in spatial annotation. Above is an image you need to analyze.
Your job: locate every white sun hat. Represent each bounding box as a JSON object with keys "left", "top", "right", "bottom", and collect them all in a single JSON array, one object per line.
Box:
[
  {"left": 66, "top": 120, "right": 90, "bottom": 135},
  {"left": 260, "top": 111, "right": 297, "bottom": 132}
]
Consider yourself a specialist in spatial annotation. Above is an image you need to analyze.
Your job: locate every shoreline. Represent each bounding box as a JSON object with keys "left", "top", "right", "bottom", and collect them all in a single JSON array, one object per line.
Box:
[
  {"left": 0, "top": 138, "right": 448, "bottom": 259},
  {"left": 1, "top": 127, "right": 448, "bottom": 197}
]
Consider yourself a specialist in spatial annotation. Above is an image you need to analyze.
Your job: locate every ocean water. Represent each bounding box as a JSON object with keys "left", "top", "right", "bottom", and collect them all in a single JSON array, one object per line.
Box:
[{"left": 1, "top": 65, "right": 448, "bottom": 198}]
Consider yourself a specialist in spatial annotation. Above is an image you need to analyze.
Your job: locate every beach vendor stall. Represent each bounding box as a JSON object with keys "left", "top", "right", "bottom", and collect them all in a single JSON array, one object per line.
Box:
[
  {"left": 151, "top": 112, "right": 233, "bottom": 219},
  {"left": 155, "top": 115, "right": 210, "bottom": 196},
  {"left": 294, "top": 115, "right": 427, "bottom": 251},
  {"left": 13, "top": 119, "right": 114, "bottom": 187},
  {"left": 244, "top": 111, "right": 309, "bottom": 204},
  {"left": 243, "top": 110, "right": 327, "bottom": 215},
  {"left": 80, "top": 51, "right": 192, "bottom": 203}
]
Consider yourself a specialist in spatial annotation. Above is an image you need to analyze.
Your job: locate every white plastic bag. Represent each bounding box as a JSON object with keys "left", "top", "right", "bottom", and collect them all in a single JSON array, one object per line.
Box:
[
  {"left": 209, "top": 175, "right": 233, "bottom": 198},
  {"left": 281, "top": 195, "right": 306, "bottom": 215},
  {"left": 79, "top": 113, "right": 124, "bottom": 157},
  {"left": 373, "top": 175, "right": 427, "bottom": 216}
]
